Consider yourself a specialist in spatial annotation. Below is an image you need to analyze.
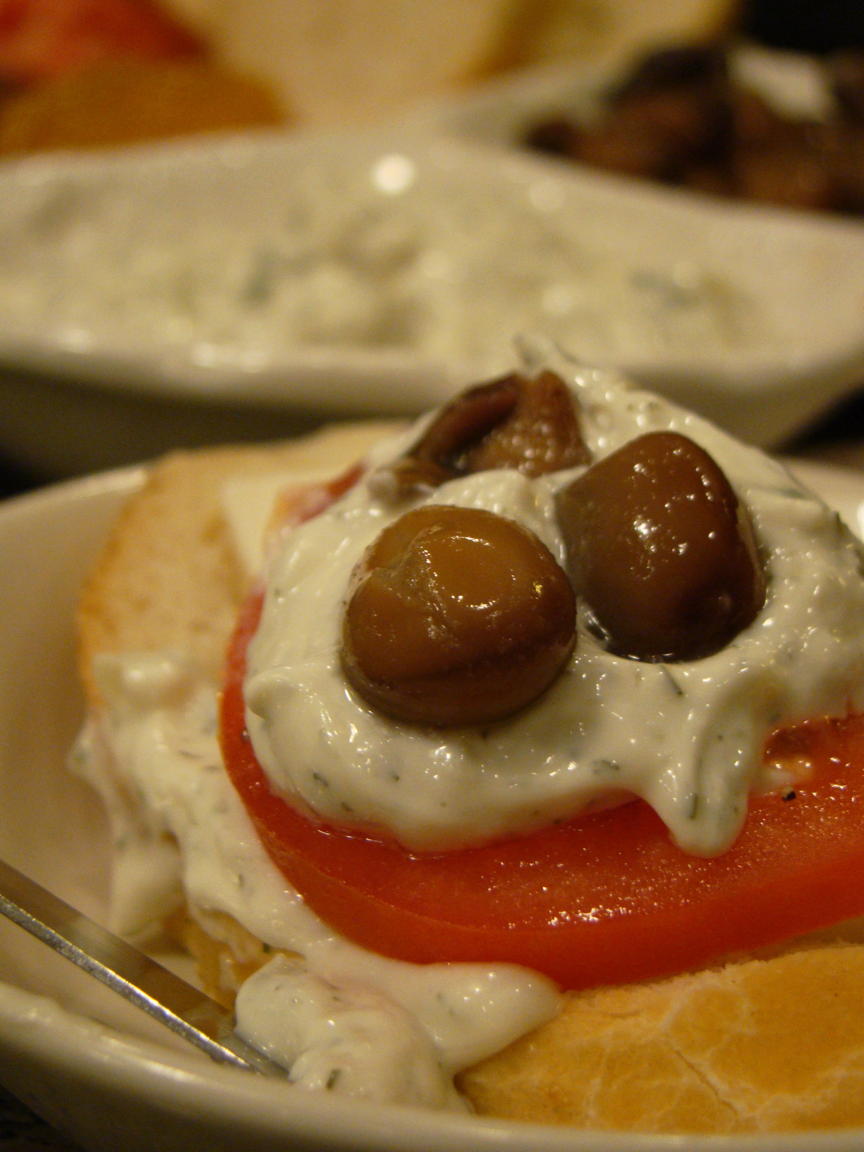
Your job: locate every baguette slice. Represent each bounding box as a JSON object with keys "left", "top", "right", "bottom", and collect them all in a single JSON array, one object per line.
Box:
[
  {"left": 159, "top": 0, "right": 530, "bottom": 126},
  {"left": 0, "top": 58, "right": 286, "bottom": 155},
  {"left": 77, "top": 422, "right": 399, "bottom": 700},
  {"left": 460, "top": 932, "right": 864, "bottom": 1133},
  {"left": 163, "top": 0, "right": 740, "bottom": 126},
  {"left": 512, "top": 0, "right": 740, "bottom": 69}
]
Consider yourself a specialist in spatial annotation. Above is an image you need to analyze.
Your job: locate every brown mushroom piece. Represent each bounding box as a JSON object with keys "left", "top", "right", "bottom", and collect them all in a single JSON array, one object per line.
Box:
[
  {"left": 385, "top": 370, "right": 590, "bottom": 493},
  {"left": 341, "top": 504, "right": 576, "bottom": 727},
  {"left": 555, "top": 431, "right": 766, "bottom": 662}
]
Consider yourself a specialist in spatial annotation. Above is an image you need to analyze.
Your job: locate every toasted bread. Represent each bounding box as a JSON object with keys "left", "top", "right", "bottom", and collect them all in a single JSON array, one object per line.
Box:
[
  {"left": 162, "top": 0, "right": 740, "bottom": 126},
  {"left": 77, "top": 423, "right": 397, "bottom": 699},
  {"left": 0, "top": 58, "right": 286, "bottom": 155},
  {"left": 460, "top": 934, "right": 864, "bottom": 1133}
]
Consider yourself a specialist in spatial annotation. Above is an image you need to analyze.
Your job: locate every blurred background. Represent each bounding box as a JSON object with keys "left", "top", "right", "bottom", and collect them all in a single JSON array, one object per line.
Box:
[{"left": 1, "top": 0, "right": 864, "bottom": 500}]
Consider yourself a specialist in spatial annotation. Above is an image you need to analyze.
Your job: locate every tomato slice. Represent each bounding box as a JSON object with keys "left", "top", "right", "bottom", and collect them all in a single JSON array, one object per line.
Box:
[{"left": 221, "top": 497, "right": 864, "bottom": 990}]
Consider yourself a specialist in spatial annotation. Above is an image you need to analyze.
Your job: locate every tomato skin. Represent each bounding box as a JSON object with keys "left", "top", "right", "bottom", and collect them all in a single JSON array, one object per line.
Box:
[{"left": 221, "top": 537, "right": 864, "bottom": 990}]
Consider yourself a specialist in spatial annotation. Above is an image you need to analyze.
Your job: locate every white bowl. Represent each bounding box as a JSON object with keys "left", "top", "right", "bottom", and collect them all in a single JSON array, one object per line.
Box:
[
  {"left": 1, "top": 459, "right": 864, "bottom": 1152},
  {"left": 2, "top": 107, "right": 864, "bottom": 477}
]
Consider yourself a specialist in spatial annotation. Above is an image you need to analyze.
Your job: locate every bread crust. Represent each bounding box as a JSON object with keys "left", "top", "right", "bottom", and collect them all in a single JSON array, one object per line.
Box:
[
  {"left": 162, "top": 0, "right": 740, "bottom": 126},
  {"left": 0, "top": 60, "right": 285, "bottom": 156},
  {"left": 78, "top": 424, "right": 864, "bottom": 1135},
  {"left": 77, "top": 422, "right": 399, "bottom": 701},
  {"left": 459, "top": 936, "right": 864, "bottom": 1132}
]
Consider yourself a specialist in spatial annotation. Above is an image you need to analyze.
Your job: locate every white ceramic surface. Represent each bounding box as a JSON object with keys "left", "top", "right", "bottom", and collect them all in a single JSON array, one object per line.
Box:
[
  {"left": 1, "top": 461, "right": 864, "bottom": 1151},
  {"left": 2, "top": 47, "right": 864, "bottom": 478}
]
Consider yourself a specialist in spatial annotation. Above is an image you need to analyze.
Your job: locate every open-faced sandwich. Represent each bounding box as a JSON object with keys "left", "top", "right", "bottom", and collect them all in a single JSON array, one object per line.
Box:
[{"left": 73, "top": 341, "right": 864, "bottom": 1132}]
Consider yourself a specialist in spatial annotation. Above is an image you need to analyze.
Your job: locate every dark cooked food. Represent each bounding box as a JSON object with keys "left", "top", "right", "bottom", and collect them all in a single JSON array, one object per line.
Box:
[{"left": 524, "top": 43, "right": 864, "bottom": 216}]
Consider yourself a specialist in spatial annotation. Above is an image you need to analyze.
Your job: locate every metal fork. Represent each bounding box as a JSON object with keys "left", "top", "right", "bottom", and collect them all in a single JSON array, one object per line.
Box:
[{"left": 0, "top": 856, "right": 285, "bottom": 1077}]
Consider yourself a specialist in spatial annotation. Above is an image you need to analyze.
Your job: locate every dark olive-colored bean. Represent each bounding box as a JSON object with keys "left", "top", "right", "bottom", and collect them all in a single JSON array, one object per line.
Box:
[
  {"left": 556, "top": 431, "right": 766, "bottom": 662},
  {"left": 341, "top": 504, "right": 576, "bottom": 726}
]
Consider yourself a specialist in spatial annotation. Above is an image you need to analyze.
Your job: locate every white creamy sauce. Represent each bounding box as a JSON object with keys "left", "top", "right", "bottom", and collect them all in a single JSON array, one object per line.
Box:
[
  {"left": 73, "top": 654, "right": 558, "bottom": 1109},
  {"left": 0, "top": 157, "right": 759, "bottom": 372},
  {"left": 246, "top": 350, "right": 864, "bottom": 858},
  {"left": 236, "top": 960, "right": 464, "bottom": 1109}
]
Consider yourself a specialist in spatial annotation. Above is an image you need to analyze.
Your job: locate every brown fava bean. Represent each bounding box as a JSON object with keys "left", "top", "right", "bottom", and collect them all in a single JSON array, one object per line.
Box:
[
  {"left": 556, "top": 432, "right": 765, "bottom": 662},
  {"left": 387, "top": 374, "right": 521, "bottom": 491},
  {"left": 341, "top": 505, "right": 576, "bottom": 726},
  {"left": 464, "top": 370, "right": 591, "bottom": 476},
  {"left": 386, "top": 371, "right": 590, "bottom": 492}
]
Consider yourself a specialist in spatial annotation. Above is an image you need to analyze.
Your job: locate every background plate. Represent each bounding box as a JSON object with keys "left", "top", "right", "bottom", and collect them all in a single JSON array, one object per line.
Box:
[{"left": 2, "top": 106, "right": 864, "bottom": 475}]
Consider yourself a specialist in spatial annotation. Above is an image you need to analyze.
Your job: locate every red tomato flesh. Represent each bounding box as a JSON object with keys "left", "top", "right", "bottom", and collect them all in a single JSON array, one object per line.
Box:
[{"left": 221, "top": 584, "right": 864, "bottom": 990}]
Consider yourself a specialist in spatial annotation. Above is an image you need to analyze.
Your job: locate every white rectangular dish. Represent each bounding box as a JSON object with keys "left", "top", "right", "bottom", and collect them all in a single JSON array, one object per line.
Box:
[{"left": 2, "top": 107, "right": 863, "bottom": 475}]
